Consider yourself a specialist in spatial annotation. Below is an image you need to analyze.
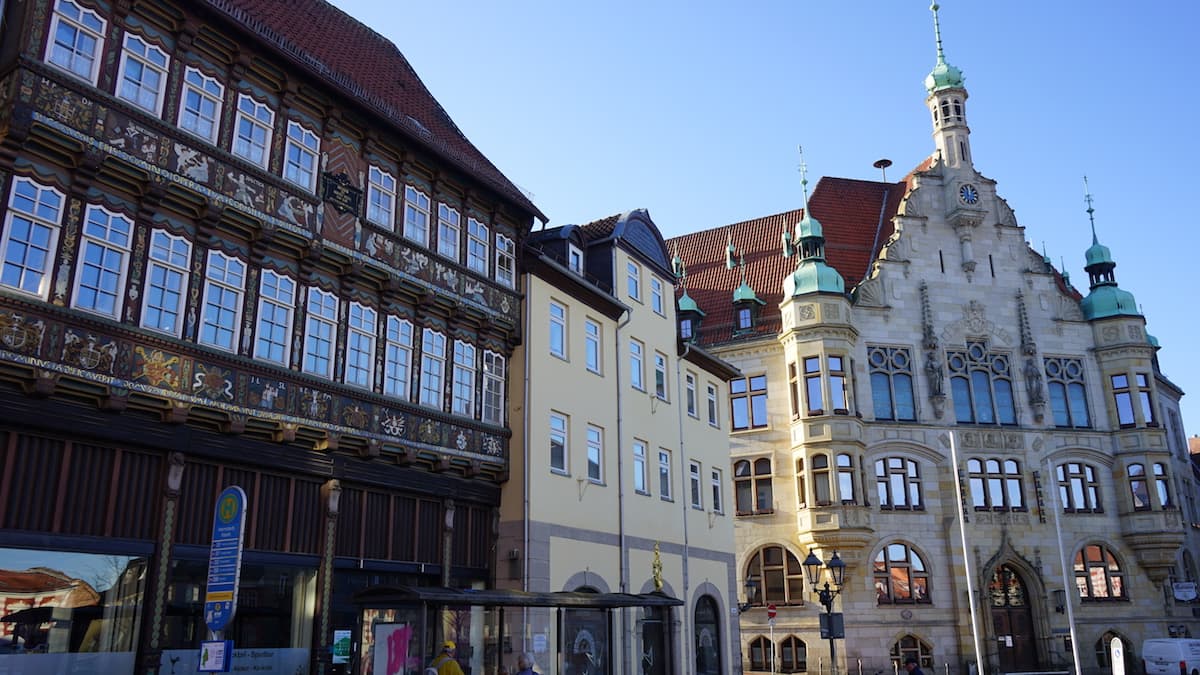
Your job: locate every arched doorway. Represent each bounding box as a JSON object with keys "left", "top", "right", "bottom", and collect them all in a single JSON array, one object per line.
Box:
[
  {"left": 693, "top": 596, "right": 721, "bottom": 675},
  {"left": 989, "top": 564, "right": 1039, "bottom": 672}
]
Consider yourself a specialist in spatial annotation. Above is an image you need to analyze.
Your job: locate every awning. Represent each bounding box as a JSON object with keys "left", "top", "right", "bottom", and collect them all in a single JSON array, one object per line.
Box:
[{"left": 355, "top": 585, "right": 683, "bottom": 609}]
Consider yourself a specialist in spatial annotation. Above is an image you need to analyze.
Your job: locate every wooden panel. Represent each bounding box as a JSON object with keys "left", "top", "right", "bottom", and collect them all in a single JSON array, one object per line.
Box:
[
  {"left": 335, "top": 487, "right": 363, "bottom": 558},
  {"left": 111, "top": 450, "right": 162, "bottom": 540},
  {"left": 468, "top": 505, "right": 490, "bottom": 569},
  {"left": 289, "top": 479, "right": 322, "bottom": 555},
  {"left": 415, "top": 499, "right": 441, "bottom": 564},
  {"left": 59, "top": 443, "right": 114, "bottom": 536},
  {"left": 178, "top": 462, "right": 219, "bottom": 545},
  {"left": 362, "top": 492, "right": 389, "bottom": 560},
  {"left": 390, "top": 496, "right": 416, "bottom": 562},
  {"left": 255, "top": 473, "right": 290, "bottom": 552},
  {"left": 4, "top": 435, "right": 64, "bottom": 531}
]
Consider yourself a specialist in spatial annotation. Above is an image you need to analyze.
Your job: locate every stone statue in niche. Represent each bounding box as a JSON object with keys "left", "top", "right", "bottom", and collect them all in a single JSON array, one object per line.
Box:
[{"left": 925, "top": 350, "right": 946, "bottom": 419}]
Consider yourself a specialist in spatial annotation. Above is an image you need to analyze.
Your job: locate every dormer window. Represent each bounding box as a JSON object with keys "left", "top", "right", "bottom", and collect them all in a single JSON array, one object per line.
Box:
[
  {"left": 736, "top": 307, "right": 752, "bottom": 330},
  {"left": 680, "top": 318, "right": 693, "bottom": 340},
  {"left": 568, "top": 244, "right": 583, "bottom": 274}
]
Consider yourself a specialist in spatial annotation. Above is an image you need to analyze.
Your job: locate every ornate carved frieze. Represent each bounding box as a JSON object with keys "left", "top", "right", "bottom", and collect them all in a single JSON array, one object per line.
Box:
[{"left": 941, "top": 300, "right": 1013, "bottom": 346}]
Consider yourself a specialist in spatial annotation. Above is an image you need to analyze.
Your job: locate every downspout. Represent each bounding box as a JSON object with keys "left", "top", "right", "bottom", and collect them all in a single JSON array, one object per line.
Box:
[
  {"left": 522, "top": 273, "right": 533, "bottom": 653},
  {"left": 675, "top": 341, "right": 693, "bottom": 675},
  {"left": 614, "top": 306, "right": 633, "bottom": 675}
]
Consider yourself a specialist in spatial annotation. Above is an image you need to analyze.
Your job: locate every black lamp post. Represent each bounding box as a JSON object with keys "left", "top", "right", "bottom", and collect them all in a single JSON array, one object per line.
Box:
[
  {"left": 804, "top": 549, "right": 846, "bottom": 675},
  {"left": 738, "top": 573, "right": 760, "bottom": 613}
]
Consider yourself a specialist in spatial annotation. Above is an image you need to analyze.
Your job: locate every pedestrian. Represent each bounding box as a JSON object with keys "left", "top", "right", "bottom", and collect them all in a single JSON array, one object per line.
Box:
[
  {"left": 514, "top": 652, "right": 537, "bottom": 675},
  {"left": 427, "top": 640, "right": 465, "bottom": 675},
  {"left": 904, "top": 657, "right": 926, "bottom": 675}
]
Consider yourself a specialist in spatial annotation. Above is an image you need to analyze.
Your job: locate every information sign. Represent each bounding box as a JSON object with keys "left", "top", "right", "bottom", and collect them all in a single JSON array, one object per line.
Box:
[{"left": 204, "top": 486, "right": 247, "bottom": 633}]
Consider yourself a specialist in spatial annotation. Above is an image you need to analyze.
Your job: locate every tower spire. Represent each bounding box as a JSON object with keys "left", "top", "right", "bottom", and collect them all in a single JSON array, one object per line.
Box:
[
  {"left": 932, "top": 3, "right": 948, "bottom": 67},
  {"left": 1079, "top": 176, "right": 1140, "bottom": 319},
  {"left": 1084, "top": 175, "right": 1099, "bottom": 244}
]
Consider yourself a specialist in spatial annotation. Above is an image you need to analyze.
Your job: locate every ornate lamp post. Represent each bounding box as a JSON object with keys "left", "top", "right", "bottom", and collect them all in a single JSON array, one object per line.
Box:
[{"left": 804, "top": 550, "right": 846, "bottom": 675}]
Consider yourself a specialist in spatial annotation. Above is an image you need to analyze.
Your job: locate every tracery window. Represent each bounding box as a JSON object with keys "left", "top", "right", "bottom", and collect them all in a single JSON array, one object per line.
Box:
[
  {"left": 1044, "top": 357, "right": 1091, "bottom": 428},
  {"left": 948, "top": 340, "right": 1016, "bottom": 425},
  {"left": 869, "top": 346, "right": 916, "bottom": 421}
]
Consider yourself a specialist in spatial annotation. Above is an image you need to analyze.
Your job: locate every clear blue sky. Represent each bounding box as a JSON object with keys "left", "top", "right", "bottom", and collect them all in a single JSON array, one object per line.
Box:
[{"left": 330, "top": 1, "right": 1200, "bottom": 435}]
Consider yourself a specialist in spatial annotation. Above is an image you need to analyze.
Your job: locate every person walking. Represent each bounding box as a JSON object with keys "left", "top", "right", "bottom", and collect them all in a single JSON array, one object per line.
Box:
[
  {"left": 427, "top": 640, "right": 465, "bottom": 675},
  {"left": 514, "top": 652, "right": 537, "bottom": 675},
  {"left": 904, "top": 657, "right": 926, "bottom": 675}
]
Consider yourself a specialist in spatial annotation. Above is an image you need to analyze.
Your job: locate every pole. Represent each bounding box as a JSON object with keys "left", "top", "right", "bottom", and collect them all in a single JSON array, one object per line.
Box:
[
  {"left": 948, "top": 432, "right": 986, "bottom": 675},
  {"left": 1045, "top": 455, "right": 1083, "bottom": 675},
  {"left": 770, "top": 619, "right": 776, "bottom": 675},
  {"left": 828, "top": 610, "right": 837, "bottom": 675}
]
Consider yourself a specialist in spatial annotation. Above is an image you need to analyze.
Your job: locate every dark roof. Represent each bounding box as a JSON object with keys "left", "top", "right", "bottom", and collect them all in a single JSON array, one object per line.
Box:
[
  {"left": 577, "top": 210, "right": 674, "bottom": 278},
  {"left": 355, "top": 585, "right": 683, "bottom": 608},
  {"left": 204, "top": 0, "right": 545, "bottom": 223},
  {"left": 668, "top": 177, "right": 905, "bottom": 347}
]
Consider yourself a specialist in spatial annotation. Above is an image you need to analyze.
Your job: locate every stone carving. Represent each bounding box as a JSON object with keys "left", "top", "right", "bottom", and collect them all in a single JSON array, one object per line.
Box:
[
  {"left": 174, "top": 143, "right": 210, "bottom": 183},
  {"left": 0, "top": 311, "right": 46, "bottom": 355},
  {"left": 854, "top": 277, "right": 885, "bottom": 307},
  {"left": 62, "top": 331, "right": 118, "bottom": 373},
  {"left": 799, "top": 304, "right": 815, "bottom": 320}
]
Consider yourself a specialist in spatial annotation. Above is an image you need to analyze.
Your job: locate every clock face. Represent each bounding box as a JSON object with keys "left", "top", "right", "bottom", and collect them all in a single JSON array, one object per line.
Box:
[{"left": 959, "top": 183, "right": 979, "bottom": 205}]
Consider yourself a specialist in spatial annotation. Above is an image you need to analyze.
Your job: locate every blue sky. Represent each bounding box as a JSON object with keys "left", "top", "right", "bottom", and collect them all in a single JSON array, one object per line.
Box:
[{"left": 330, "top": 1, "right": 1200, "bottom": 434}]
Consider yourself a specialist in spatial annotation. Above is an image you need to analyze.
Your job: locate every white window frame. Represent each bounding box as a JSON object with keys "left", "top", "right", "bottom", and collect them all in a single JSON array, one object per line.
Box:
[
  {"left": 71, "top": 205, "right": 132, "bottom": 318},
  {"left": 283, "top": 120, "right": 320, "bottom": 192},
  {"left": 142, "top": 230, "right": 191, "bottom": 336},
  {"left": 550, "top": 412, "right": 569, "bottom": 474},
  {"left": 586, "top": 425, "right": 604, "bottom": 483},
  {"left": 1, "top": 177, "right": 65, "bottom": 299},
  {"left": 686, "top": 373, "right": 698, "bottom": 418},
  {"left": 302, "top": 287, "right": 338, "bottom": 378},
  {"left": 689, "top": 460, "right": 703, "bottom": 509},
  {"left": 116, "top": 33, "right": 170, "bottom": 115},
  {"left": 344, "top": 302, "right": 377, "bottom": 389},
  {"left": 496, "top": 234, "right": 515, "bottom": 288},
  {"left": 403, "top": 186, "right": 431, "bottom": 247},
  {"left": 178, "top": 66, "right": 224, "bottom": 143},
  {"left": 654, "top": 352, "right": 669, "bottom": 400},
  {"left": 199, "top": 250, "right": 245, "bottom": 351},
  {"left": 232, "top": 94, "right": 274, "bottom": 168},
  {"left": 549, "top": 301, "right": 567, "bottom": 359},
  {"left": 452, "top": 340, "right": 477, "bottom": 417},
  {"left": 383, "top": 316, "right": 414, "bottom": 400},
  {"left": 651, "top": 276, "right": 664, "bottom": 315},
  {"left": 707, "top": 383, "right": 720, "bottom": 427},
  {"left": 584, "top": 319, "right": 601, "bottom": 374},
  {"left": 711, "top": 468, "right": 724, "bottom": 514},
  {"left": 419, "top": 328, "right": 447, "bottom": 409},
  {"left": 253, "top": 268, "right": 296, "bottom": 365},
  {"left": 626, "top": 261, "right": 641, "bottom": 301},
  {"left": 437, "top": 203, "right": 460, "bottom": 260},
  {"left": 658, "top": 449, "right": 673, "bottom": 500},
  {"left": 366, "top": 166, "right": 397, "bottom": 228},
  {"left": 630, "top": 339, "right": 645, "bottom": 390},
  {"left": 633, "top": 440, "right": 649, "bottom": 494},
  {"left": 482, "top": 350, "right": 506, "bottom": 425},
  {"left": 45, "top": 0, "right": 106, "bottom": 85},
  {"left": 568, "top": 243, "right": 584, "bottom": 274},
  {"left": 467, "top": 217, "right": 489, "bottom": 273}
]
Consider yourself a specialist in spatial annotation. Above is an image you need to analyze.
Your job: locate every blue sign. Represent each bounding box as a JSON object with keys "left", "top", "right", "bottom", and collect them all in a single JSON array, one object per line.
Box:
[{"left": 204, "top": 486, "right": 247, "bottom": 633}]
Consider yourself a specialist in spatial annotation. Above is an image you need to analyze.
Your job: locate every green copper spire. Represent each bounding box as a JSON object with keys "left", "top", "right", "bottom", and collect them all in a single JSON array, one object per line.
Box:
[
  {"left": 1082, "top": 176, "right": 1113, "bottom": 266},
  {"left": 784, "top": 146, "right": 845, "bottom": 297},
  {"left": 1079, "top": 176, "right": 1139, "bottom": 320},
  {"left": 924, "top": 3, "right": 965, "bottom": 94},
  {"left": 793, "top": 145, "right": 823, "bottom": 241}
]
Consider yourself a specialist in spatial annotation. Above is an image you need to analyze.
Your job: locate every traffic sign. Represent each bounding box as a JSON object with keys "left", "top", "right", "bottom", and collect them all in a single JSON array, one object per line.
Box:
[
  {"left": 767, "top": 604, "right": 777, "bottom": 619},
  {"left": 204, "top": 486, "right": 247, "bottom": 633}
]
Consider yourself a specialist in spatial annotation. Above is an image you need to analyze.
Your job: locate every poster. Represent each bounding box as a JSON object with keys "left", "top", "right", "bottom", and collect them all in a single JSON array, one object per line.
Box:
[{"left": 372, "top": 623, "right": 413, "bottom": 675}]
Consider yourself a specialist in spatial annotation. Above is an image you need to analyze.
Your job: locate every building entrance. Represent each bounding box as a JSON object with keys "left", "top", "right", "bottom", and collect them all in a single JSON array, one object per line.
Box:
[{"left": 988, "top": 564, "right": 1038, "bottom": 673}]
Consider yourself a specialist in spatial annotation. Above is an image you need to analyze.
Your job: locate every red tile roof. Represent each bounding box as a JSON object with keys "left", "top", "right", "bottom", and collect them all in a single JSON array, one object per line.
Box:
[
  {"left": 668, "top": 176, "right": 906, "bottom": 347},
  {"left": 205, "top": 0, "right": 544, "bottom": 222}
]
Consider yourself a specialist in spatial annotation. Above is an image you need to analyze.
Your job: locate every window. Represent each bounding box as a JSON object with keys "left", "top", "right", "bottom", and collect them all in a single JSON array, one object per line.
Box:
[
  {"left": 549, "top": 301, "right": 567, "bottom": 359},
  {"left": 707, "top": 384, "right": 719, "bottom": 427},
  {"left": 283, "top": 121, "right": 319, "bottom": 191},
  {"left": 1045, "top": 357, "right": 1090, "bottom": 428},
  {"left": 345, "top": 302, "right": 377, "bottom": 388},
  {"left": 874, "top": 543, "right": 930, "bottom": 604},
  {"left": 788, "top": 363, "right": 800, "bottom": 418},
  {"left": 804, "top": 357, "right": 823, "bottom": 414},
  {"left": 232, "top": 94, "right": 274, "bottom": 168},
  {"left": 836, "top": 453, "right": 856, "bottom": 503},
  {"left": 967, "top": 458, "right": 1024, "bottom": 511},
  {"left": 686, "top": 373, "right": 698, "bottom": 417},
  {"left": 734, "top": 458, "right": 773, "bottom": 515},
  {"left": 496, "top": 234, "right": 515, "bottom": 288},
  {"left": 632, "top": 440, "right": 648, "bottom": 494},
  {"left": 1057, "top": 462, "right": 1101, "bottom": 513},
  {"left": 654, "top": 352, "right": 668, "bottom": 400},
  {"left": 419, "top": 328, "right": 446, "bottom": 409},
  {"left": 199, "top": 251, "right": 245, "bottom": 351},
  {"left": 812, "top": 454, "right": 831, "bottom": 505},
  {"left": 796, "top": 458, "right": 806, "bottom": 508},
  {"left": 745, "top": 546, "right": 805, "bottom": 606},
  {"left": 803, "top": 355, "right": 849, "bottom": 416},
  {"left": 550, "top": 412, "right": 568, "bottom": 473},
  {"left": 891, "top": 636, "right": 933, "bottom": 670},
  {"left": 1073, "top": 544, "right": 1126, "bottom": 600},
  {"left": 1155, "top": 463, "right": 1172, "bottom": 508},
  {"left": 178, "top": 67, "right": 223, "bottom": 143},
  {"left": 482, "top": 351, "right": 505, "bottom": 425},
  {"left": 875, "top": 457, "right": 923, "bottom": 510},
  {"left": 436, "top": 204, "right": 460, "bottom": 260},
  {"left": 630, "top": 339, "right": 645, "bottom": 390},
  {"left": 650, "top": 277, "right": 664, "bottom": 315},
  {"left": 117, "top": 34, "right": 169, "bottom": 114},
  {"left": 586, "top": 425, "right": 603, "bottom": 483},
  {"left": 735, "top": 306, "right": 752, "bottom": 331},
  {"left": 568, "top": 244, "right": 584, "bottom": 274},
  {"left": 658, "top": 449, "right": 672, "bottom": 500},
  {"left": 829, "top": 356, "right": 848, "bottom": 412},
  {"left": 749, "top": 636, "right": 775, "bottom": 672},
  {"left": 949, "top": 341, "right": 1016, "bottom": 424},
  {"left": 710, "top": 469, "right": 723, "bottom": 514},
  {"left": 46, "top": 0, "right": 106, "bottom": 83},
  {"left": 584, "top": 319, "right": 601, "bottom": 373},
  {"left": 779, "top": 636, "right": 807, "bottom": 674},
  {"left": 73, "top": 205, "right": 132, "bottom": 318},
  {"left": 689, "top": 461, "right": 703, "bottom": 509},
  {"left": 302, "top": 288, "right": 338, "bottom": 378},
  {"left": 870, "top": 346, "right": 916, "bottom": 421},
  {"left": 1, "top": 177, "right": 64, "bottom": 298},
  {"left": 366, "top": 167, "right": 397, "bottom": 228},
  {"left": 403, "top": 186, "right": 431, "bottom": 246},
  {"left": 680, "top": 318, "right": 693, "bottom": 340},
  {"left": 451, "top": 340, "right": 476, "bottom": 416},
  {"left": 466, "top": 217, "right": 488, "bottom": 273},
  {"left": 1128, "top": 463, "right": 1150, "bottom": 510},
  {"left": 626, "top": 261, "right": 641, "bottom": 301},
  {"left": 730, "top": 375, "right": 767, "bottom": 430},
  {"left": 253, "top": 269, "right": 295, "bottom": 364},
  {"left": 1111, "top": 373, "right": 1155, "bottom": 427},
  {"left": 142, "top": 230, "right": 191, "bottom": 336},
  {"left": 383, "top": 317, "right": 413, "bottom": 400}
]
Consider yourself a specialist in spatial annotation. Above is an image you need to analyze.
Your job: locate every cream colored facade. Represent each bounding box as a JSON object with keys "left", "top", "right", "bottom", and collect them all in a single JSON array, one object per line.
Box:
[{"left": 500, "top": 212, "right": 741, "bottom": 675}]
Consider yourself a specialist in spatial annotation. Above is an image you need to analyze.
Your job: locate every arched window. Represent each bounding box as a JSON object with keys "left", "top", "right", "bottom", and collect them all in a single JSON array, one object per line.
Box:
[
  {"left": 1074, "top": 544, "right": 1127, "bottom": 601},
  {"left": 749, "top": 636, "right": 774, "bottom": 671},
  {"left": 948, "top": 341, "right": 1016, "bottom": 425},
  {"left": 694, "top": 596, "right": 721, "bottom": 675},
  {"left": 779, "top": 636, "right": 807, "bottom": 673},
  {"left": 988, "top": 564, "right": 1027, "bottom": 607},
  {"left": 874, "top": 543, "right": 930, "bottom": 604},
  {"left": 891, "top": 635, "right": 932, "bottom": 669},
  {"left": 735, "top": 458, "right": 774, "bottom": 515},
  {"left": 952, "top": 99, "right": 963, "bottom": 120},
  {"left": 940, "top": 100, "right": 951, "bottom": 121},
  {"left": 1128, "top": 463, "right": 1150, "bottom": 511},
  {"left": 746, "top": 546, "right": 805, "bottom": 606},
  {"left": 1095, "top": 631, "right": 1137, "bottom": 672}
]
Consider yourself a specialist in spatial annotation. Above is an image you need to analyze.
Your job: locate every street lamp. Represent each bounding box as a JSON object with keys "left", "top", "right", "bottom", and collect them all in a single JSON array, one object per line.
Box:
[
  {"left": 738, "top": 573, "right": 760, "bottom": 612},
  {"left": 804, "top": 550, "right": 846, "bottom": 675}
]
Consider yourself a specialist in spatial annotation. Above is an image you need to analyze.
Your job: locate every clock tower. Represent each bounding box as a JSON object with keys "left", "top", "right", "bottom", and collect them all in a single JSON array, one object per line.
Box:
[{"left": 924, "top": 3, "right": 972, "bottom": 170}]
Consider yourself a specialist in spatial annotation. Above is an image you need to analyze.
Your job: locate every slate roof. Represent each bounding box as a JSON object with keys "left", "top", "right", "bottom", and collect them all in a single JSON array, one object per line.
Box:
[
  {"left": 203, "top": 0, "right": 545, "bottom": 222},
  {"left": 668, "top": 176, "right": 906, "bottom": 347}
]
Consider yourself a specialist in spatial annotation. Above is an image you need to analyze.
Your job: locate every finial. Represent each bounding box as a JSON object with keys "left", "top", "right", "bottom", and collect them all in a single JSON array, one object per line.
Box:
[
  {"left": 725, "top": 230, "right": 736, "bottom": 270},
  {"left": 931, "top": 3, "right": 947, "bottom": 64},
  {"left": 739, "top": 252, "right": 747, "bottom": 284},
  {"left": 1083, "top": 175, "right": 1098, "bottom": 243},
  {"left": 798, "top": 145, "right": 811, "bottom": 211},
  {"left": 671, "top": 242, "right": 683, "bottom": 279}
]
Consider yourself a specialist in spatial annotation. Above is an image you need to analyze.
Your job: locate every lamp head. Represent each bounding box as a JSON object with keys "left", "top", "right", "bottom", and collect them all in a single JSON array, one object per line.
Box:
[
  {"left": 803, "top": 549, "right": 823, "bottom": 586},
  {"left": 828, "top": 551, "right": 846, "bottom": 587}
]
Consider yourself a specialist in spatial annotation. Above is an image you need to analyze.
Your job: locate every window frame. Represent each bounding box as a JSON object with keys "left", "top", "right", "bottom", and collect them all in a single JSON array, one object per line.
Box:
[
  {"left": 419, "top": 328, "right": 447, "bottom": 409},
  {"left": 869, "top": 346, "right": 917, "bottom": 422},
  {"left": 744, "top": 545, "right": 806, "bottom": 606},
  {"left": 550, "top": 412, "right": 568, "bottom": 474},
  {"left": 967, "top": 458, "right": 1025, "bottom": 511},
  {"left": 632, "top": 440, "right": 649, "bottom": 495},
  {"left": 198, "top": 250, "right": 245, "bottom": 351},
  {"left": 730, "top": 374, "right": 768, "bottom": 431},
  {"left": 344, "top": 302, "right": 378, "bottom": 389},
  {"left": 46, "top": 0, "right": 107, "bottom": 85},
  {"left": 283, "top": 120, "right": 320, "bottom": 192},
  {"left": 734, "top": 458, "right": 774, "bottom": 515},
  {"left": 178, "top": 66, "right": 224, "bottom": 144},
  {"left": 451, "top": 340, "right": 477, "bottom": 417},
  {"left": 403, "top": 186, "right": 431, "bottom": 247},
  {"left": 626, "top": 260, "right": 641, "bottom": 301},
  {"left": 116, "top": 32, "right": 170, "bottom": 115},
  {"left": 875, "top": 456, "right": 924, "bottom": 511},
  {"left": 232, "top": 93, "right": 274, "bottom": 169},
  {"left": 253, "top": 268, "right": 296, "bottom": 365},
  {"left": 383, "top": 316, "right": 414, "bottom": 401},
  {"left": 873, "top": 542, "right": 931, "bottom": 605},
  {"left": 495, "top": 233, "right": 515, "bottom": 288},
  {"left": 630, "top": 339, "right": 645, "bottom": 391},
  {"left": 586, "top": 425, "right": 604, "bottom": 483},
  {"left": 658, "top": 449, "right": 672, "bottom": 501},
  {"left": 71, "top": 204, "right": 133, "bottom": 319},
  {"left": 584, "top": 319, "right": 601, "bottom": 374},
  {"left": 1073, "top": 543, "right": 1127, "bottom": 601},
  {"left": 302, "top": 287, "right": 339, "bottom": 379},
  {"left": 653, "top": 351, "right": 668, "bottom": 401},
  {"left": 549, "top": 301, "right": 567, "bottom": 359},
  {"left": 707, "top": 383, "right": 719, "bottom": 428},
  {"left": 1056, "top": 462, "right": 1102, "bottom": 513},
  {"left": 466, "top": 217, "right": 489, "bottom": 274},
  {"left": 710, "top": 468, "right": 724, "bottom": 514},
  {"left": 1045, "top": 356, "right": 1091, "bottom": 428},
  {"left": 650, "top": 276, "right": 664, "bottom": 315},
  {"left": 366, "top": 166, "right": 397, "bottom": 229},
  {"left": 436, "top": 203, "right": 461, "bottom": 261},
  {"left": 689, "top": 460, "right": 703, "bottom": 510},
  {"left": 141, "top": 229, "right": 192, "bottom": 337},
  {"left": 685, "top": 373, "right": 698, "bottom": 418},
  {"left": 949, "top": 341, "right": 1017, "bottom": 425},
  {"left": 1, "top": 177, "right": 65, "bottom": 300},
  {"left": 482, "top": 350, "right": 506, "bottom": 425}
]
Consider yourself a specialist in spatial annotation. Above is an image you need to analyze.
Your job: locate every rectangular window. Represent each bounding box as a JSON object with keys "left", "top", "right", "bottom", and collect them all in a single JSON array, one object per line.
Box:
[
  {"left": 586, "top": 425, "right": 603, "bottom": 483},
  {"left": 584, "top": 319, "right": 601, "bottom": 373},
  {"left": 689, "top": 461, "right": 703, "bottom": 509},
  {"left": 730, "top": 375, "right": 768, "bottom": 430},
  {"left": 496, "top": 234, "right": 515, "bottom": 288},
  {"left": 117, "top": 34, "right": 169, "bottom": 114},
  {"left": 549, "top": 301, "right": 567, "bottom": 359},
  {"left": 420, "top": 328, "right": 447, "bottom": 409},
  {"left": 633, "top": 440, "right": 648, "bottom": 494},
  {"left": 550, "top": 412, "right": 568, "bottom": 474},
  {"left": 967, "top": 458, "right": 1025, "bottom": 511},
  {"left": 804, "top": 356, "right": 824, "bottom": 414},
  {"left": 199, "top": 250, "right": 245, "bottom": 351},
  {"left": 829, "top": 355, "right": 848, "bottom": 412},
  {"left": 707, "top": 383, "right": 719, "bottom": 427},
  {"left": 1056, "top": 462, "right": 1101, "bottom": 513},
  {"left": 345, "top": 302, "right": 377, "bottom": 388},
  {"left": 383, "top": 317, "right": 414, "bottom": 400},
  {"left": 658, "top": 449, "right": 672, "bottom": 500},
  {"left": 436, "top": 203, "right": 461, "bottom": 260},
  {"left": 869, "top": 346, "right": 916, "bottom": 421},
  {"left": 788, "top": 362, "right": 800, "bottom": 419},
  {"left": 626, "top": 261, "right": 641, "bottom": 301},
  {"left": 178, "top": 67, "right": 223, "bottom": 143},
  {"left": 283, "top": 121, "right": 320, "bottom": 191},
  {"left": 630, "top": 339, "right": 645, "bottom": 390},
  {"left": 568, "top": 244, "right": 584, "bottom": 274},
  {"left": 302, "top": 288, "right": 338, "bottom": 378},
  {"left": 142, "top": 230, "right": 191, "bottom": 336},
  {"left": 1137, "top": 374, "right": 1156, "bottom": 426},
  {"left": 232, "top": 94, "right": 274, "bottom": 168},
  {"left": 875, "top": 457, "right": 924, "bottom": 510},
  {"left": 73, "top": 205, "right": 133, "bottom": 318},
  {"left": 467, "top": 217, "right": 489, "bottom": 273},
  {"left": 1111, "top": 374, "right": 1134, "bottom": 426},
  {"left": 710, "top": 468, "right": 724, "bottom": 514},
  {"left": 403, "top": 186, "right": 431, "bottom": 246},
  {"left": 1, "top": 178, "right": 64, "bottom": 298},
  {"left": 452, "top": 340, "right": 477, "bottom": 417},
  {"left": 482, "top": 351, "right": 505, "bottom": 425},
  {"left": 654, "top": 352, "right": 668, "bottom": 400},
  {"left": 686, "top": 373, "right": 698, "bottom": 417},
  {"left": 253, "top": 269, "right": 295, "bottom": 364},
  {"left": 650, "top": 277, "right": 664, "bottom": 315},
  {"left": 46, "top": 0, "right": 106, "bottom": 84},
  {"left": 367, "top": 166, "right": 397, "bottom": 228}
]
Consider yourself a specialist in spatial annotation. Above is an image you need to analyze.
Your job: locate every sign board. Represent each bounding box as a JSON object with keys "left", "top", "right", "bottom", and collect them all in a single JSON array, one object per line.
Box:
[
  {"left": 818, "top": 612, "right": 845, "bottom": 639},
  {"left": 333, "top": 629, "right": 352, "bottom": 665},
  {"left": 767, "top": 604, "right": 777, "bottom": 619},
  {"left": 1175, "top": 582, "right": 1198, "bottom": 602},
  {"left": 198, "top": 640, "right": 233, "bottom": 672},
  {"left": 204, "top": 486, "right": 247, "bottom": 633},
  {"left": 1111, "top": 636, "right": 1125, "bottom": 675}
]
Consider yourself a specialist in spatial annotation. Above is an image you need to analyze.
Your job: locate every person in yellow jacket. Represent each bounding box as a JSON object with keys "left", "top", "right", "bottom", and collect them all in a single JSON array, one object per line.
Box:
[{"left": 427, "top": 640, "right": 465, "bottom": 675}]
